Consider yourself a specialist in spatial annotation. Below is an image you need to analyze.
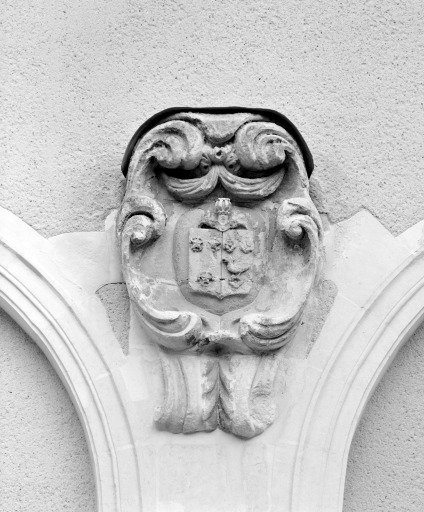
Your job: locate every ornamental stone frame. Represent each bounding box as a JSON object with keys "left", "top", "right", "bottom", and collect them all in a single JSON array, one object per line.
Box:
[
  {"left": 117, "top": 108, "right": 323, "bottom": 438},
  {"left": 2, "top": 108, "right": 424, "bottom": 511}
]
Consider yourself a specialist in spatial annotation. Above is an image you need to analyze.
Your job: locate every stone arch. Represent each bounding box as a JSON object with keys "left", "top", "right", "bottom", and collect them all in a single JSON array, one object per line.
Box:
[
  {"left": 0, "top": 206, "right": 141, "bottom": 512},
  {"left": 291, "top": 243, "right": 424, "bottom": 512}
]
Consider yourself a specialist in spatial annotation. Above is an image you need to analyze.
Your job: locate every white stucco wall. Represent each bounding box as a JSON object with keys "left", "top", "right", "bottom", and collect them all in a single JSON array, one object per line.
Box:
[
  {"left": 1, "top": 0, "right": 424, "bottom": 510},
  {"left": 0, "top": 310, "right": 96, "bottom": 512}
]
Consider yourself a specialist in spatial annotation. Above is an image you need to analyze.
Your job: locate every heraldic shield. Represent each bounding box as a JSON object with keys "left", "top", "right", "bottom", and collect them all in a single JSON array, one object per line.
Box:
[{"left": 173, "top": 198, "right": 268, "bottom": 315}]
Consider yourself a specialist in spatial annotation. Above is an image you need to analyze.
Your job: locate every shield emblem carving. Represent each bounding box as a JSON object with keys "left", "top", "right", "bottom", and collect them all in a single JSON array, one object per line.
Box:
[
  {"left": 188, "top": 228, "right": 255, "bottom": 298},
  {"left": 173, "top": 199, "right": 268, "bottom": 316}
]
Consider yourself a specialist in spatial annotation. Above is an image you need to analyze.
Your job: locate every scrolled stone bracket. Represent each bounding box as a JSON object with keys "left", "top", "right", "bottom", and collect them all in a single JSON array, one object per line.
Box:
[{"left": 154, "top": 350, "right": 282, "bottom": 438}]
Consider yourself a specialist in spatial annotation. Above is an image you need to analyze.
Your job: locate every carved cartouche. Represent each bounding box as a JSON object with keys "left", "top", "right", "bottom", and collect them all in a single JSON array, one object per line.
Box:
[{"left": 117, "top": 109, "right": 322, "bottom": 438}]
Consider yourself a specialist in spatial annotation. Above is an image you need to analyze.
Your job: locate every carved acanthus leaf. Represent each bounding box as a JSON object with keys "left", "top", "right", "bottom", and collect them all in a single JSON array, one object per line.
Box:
[
  {"left": 163, "top": 164, "right": 285, "bottom": 201},
  {"left": 156, "top": 352, "right": 281, "bottom": 438},
  {"left": 234, "top": 122, "right": 292, "bottom": 170},
  {"left": 278, "top": 197, "right": 323, "bottom": 249},
  {"left": 140, "top": 120, "right": 204, "bottom": 170},
  {"left": 162, "top": 165, "right": 220, "bottom": 201},
  {"left": 117, "top": 194, "right": 166, "bottom": 242},
  {"left": 120, "top": 208, "right": 203, "bottom": 352},
  {"left": 217, "top": 165, "right": 285, "bottom": 199},
  {"left": 240, "top": 197, "right": 322, "bottom": 352}
]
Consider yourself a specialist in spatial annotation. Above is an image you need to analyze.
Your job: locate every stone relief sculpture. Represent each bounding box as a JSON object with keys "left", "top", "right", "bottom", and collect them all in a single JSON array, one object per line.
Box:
[{"left": 117, "top": 108, "right": 323, "bottom": 438}]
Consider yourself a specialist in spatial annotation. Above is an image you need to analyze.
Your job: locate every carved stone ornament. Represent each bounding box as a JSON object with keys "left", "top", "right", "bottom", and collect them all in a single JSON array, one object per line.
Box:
[{"left": 117, "top": 108, "right": 323, "bottom": 438}]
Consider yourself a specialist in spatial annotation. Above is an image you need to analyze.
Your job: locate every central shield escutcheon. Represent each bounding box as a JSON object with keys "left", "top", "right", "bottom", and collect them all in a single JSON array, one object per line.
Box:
[
  {"left": 173, "top": 202, "right": 268, "bottom": 316},
  {"left": 188, "top": 228, "right": 254, "bottom": 298}
]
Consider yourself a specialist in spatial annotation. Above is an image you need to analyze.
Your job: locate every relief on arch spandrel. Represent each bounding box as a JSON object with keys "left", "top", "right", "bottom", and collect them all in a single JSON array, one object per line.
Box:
[{"left": 116, "top": 108, "right": 323, "bottom": 438}]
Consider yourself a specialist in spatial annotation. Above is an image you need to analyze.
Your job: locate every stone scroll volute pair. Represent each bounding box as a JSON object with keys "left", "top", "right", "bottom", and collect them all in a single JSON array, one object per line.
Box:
[{"left": 117, "top": 108, "right": 323, "bottom": 438}]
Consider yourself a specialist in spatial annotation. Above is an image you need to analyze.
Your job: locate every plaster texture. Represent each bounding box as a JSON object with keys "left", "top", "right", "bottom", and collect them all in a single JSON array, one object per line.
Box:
[
  {"left": 344, "top": 322, "right": 424, "bottom": 512},
  {"left": 0, "top": 309, "right": 95, "bottom": 512},
  {"left": 2, "top": 0, "right": 424, "bottom": 510}
]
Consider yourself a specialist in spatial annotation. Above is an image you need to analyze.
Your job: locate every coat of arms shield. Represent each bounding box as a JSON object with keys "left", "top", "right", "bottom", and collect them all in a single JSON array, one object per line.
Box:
[{"left": 173, "top": 199, "right": 268, "bottom": 316}]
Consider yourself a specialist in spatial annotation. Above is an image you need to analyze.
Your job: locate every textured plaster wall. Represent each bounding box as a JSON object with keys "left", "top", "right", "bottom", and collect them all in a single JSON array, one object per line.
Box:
[
  {"left": 1, "top": 0, "right": 424, "bottom": 510},
  {"left": 0, "top": 310, "right": 95, "bottom": 512},
  {"left": 344, "top": 322, "right": 424, "bottom": 511}
]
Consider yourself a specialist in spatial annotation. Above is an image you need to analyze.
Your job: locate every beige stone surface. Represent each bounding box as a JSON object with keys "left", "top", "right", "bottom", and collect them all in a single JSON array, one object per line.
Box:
[{"left": 2, "top": 0, "right": 424, "bottom": 511}]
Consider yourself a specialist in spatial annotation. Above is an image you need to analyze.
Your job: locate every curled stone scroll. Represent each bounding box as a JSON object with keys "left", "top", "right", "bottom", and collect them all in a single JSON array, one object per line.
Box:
[{"left": 117, "top": 108, "right": 323, "bottom": 438}]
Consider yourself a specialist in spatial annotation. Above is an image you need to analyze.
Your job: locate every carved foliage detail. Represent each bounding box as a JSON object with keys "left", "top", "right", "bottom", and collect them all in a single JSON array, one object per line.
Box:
[{"left": 155, "top": 352, "right": 281, "bottom": 438}]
